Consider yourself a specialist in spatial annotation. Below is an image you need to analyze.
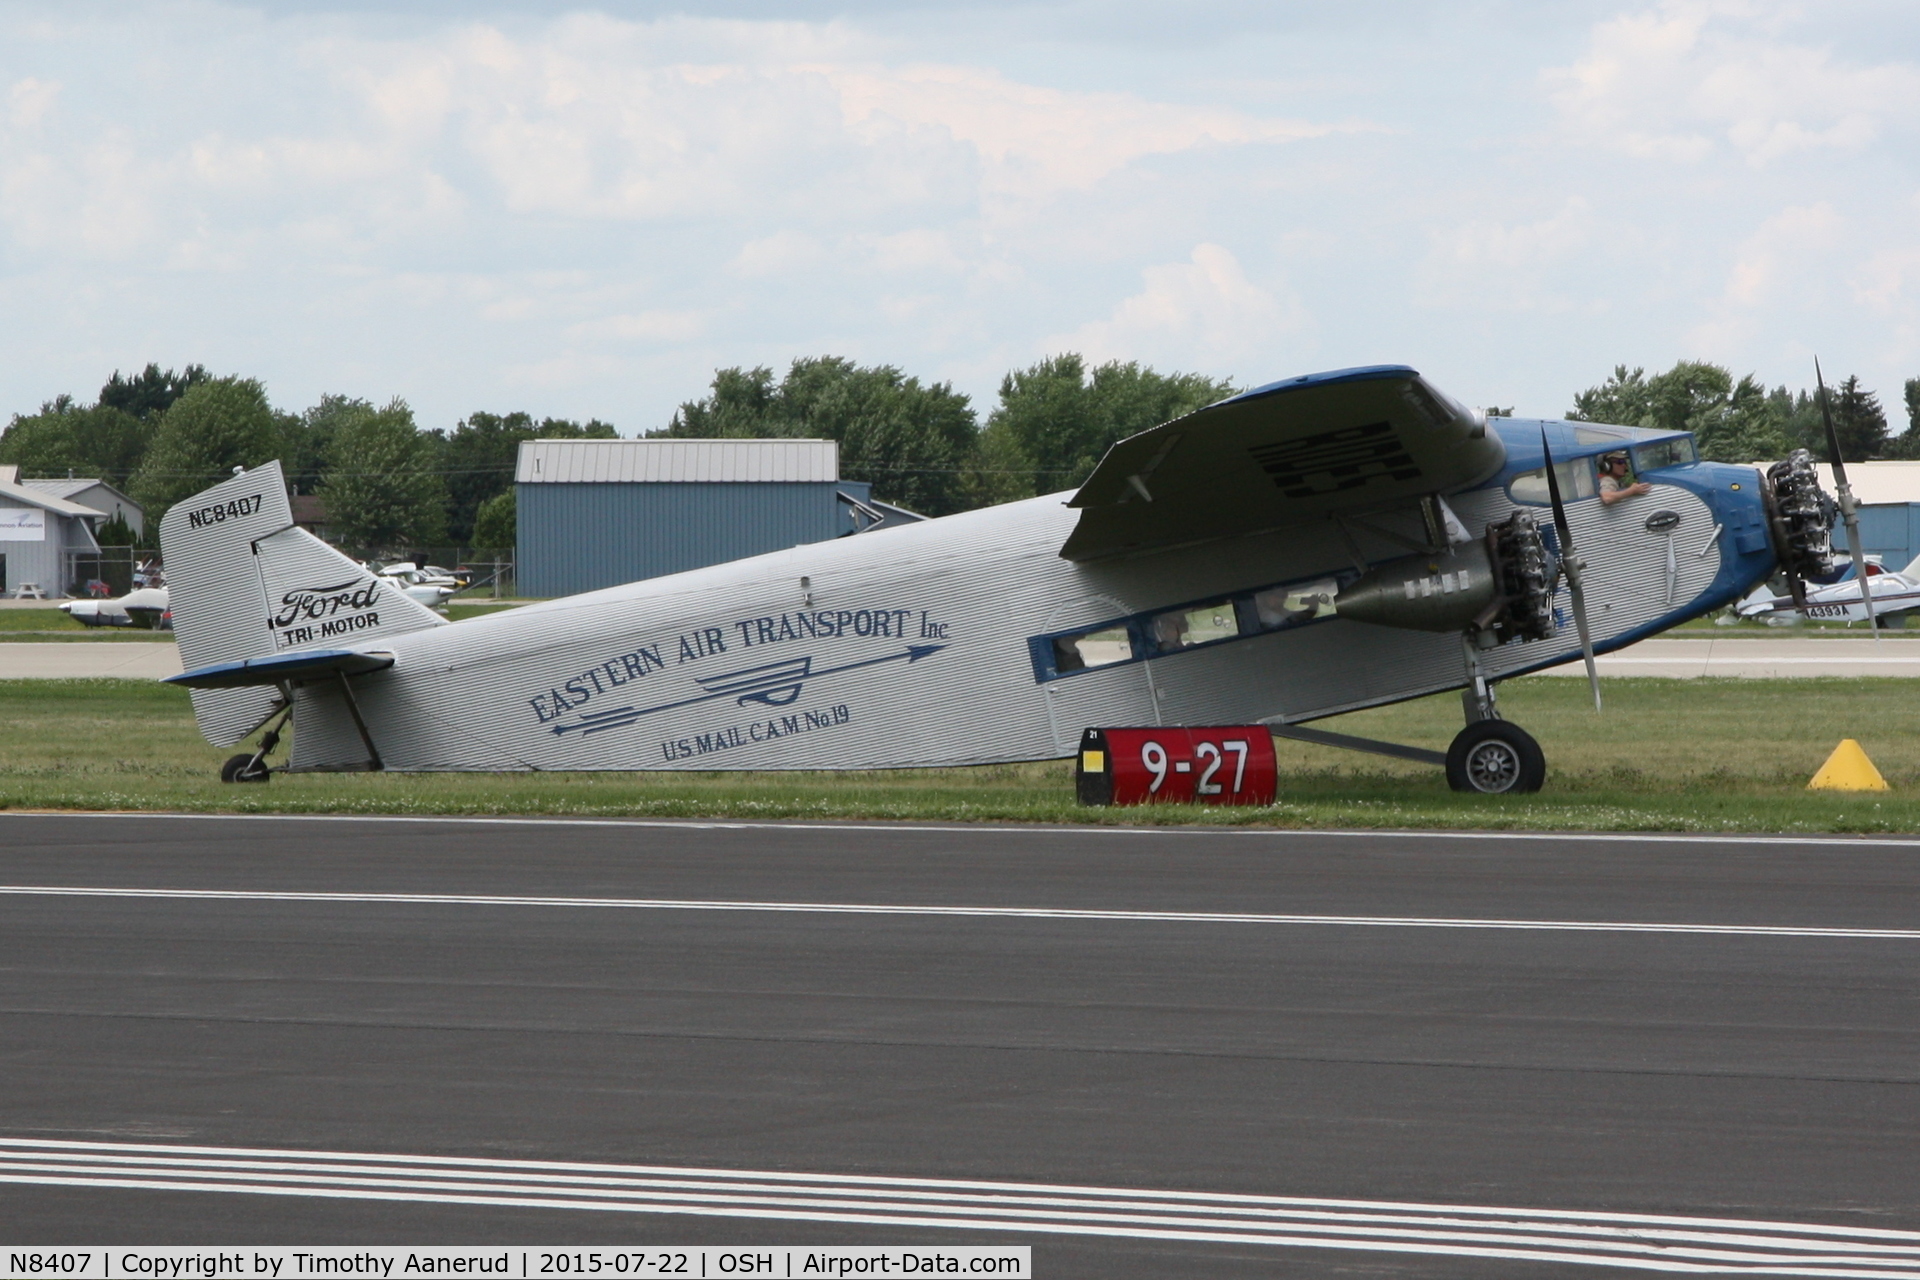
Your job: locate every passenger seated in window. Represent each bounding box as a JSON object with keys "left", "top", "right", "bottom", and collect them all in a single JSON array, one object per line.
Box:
[
  {"left": 1151, "top": 611, "right": 1191, "bottom": 650},
  {"left": 1598, "top": 452, "right": 1651, "bottom": 505}
]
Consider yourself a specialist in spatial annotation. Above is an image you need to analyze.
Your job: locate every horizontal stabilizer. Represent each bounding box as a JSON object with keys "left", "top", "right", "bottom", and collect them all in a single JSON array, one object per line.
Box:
[{"left": 167, "top": 648, "right": 395, "bottom": 690}]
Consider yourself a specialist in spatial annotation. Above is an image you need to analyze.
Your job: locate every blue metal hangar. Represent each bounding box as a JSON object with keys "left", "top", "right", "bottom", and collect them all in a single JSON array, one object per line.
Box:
[{"left": 514, "top": 438, "right": 919, "bottom": 598}]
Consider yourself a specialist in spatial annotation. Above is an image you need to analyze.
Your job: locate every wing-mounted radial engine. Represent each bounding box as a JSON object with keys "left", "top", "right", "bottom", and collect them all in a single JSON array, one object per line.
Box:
[
  {"left": 1330, "top": 509, "right": 1555, "bottom": 644},
  {"left": 1326, "top": 503, "right": 1563, "bottom": 795},
  {"left": 1327, "top": 433, "right": 1614, "bottom": 796}
]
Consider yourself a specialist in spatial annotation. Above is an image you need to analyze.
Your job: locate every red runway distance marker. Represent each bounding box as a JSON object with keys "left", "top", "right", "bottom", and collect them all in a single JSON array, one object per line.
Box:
[{"left": 1075, "top": 726, "right": 1277, "bottom": 806}]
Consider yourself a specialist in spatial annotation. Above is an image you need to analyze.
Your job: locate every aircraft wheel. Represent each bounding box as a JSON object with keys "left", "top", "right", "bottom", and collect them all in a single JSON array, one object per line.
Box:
[
  {"left": 219, "top": 753, "right": 271, "bottom": 784},
  {"left": 1446, "top": 721, "right": 1545, "bottom": 794}
]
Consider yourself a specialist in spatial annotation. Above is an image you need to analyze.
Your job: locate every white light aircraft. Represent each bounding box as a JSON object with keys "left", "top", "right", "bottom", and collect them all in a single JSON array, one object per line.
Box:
[
  {"left": 1736, "top": 556, "right": 1920, "bottom": 626},
  {"left": 61, "top": 586, "right": 170, "bottom": 629},
  {"left": 160, "top": 365, "right": 1850, "bottom": 792}
]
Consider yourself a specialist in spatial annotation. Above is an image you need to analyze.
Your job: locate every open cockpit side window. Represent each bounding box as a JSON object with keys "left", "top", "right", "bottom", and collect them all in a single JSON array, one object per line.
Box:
[{"left": 1507, "top": 459, "right": 1597, "bottom": 506}]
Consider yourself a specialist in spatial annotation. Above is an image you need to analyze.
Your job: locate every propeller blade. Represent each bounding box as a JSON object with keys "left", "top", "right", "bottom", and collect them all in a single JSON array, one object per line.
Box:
[
  {"left": 1816, "top": 359, "right": 1879, "bottom": 643},
  {"left": 1541, "top": 431, "right": 1603, "bottom": 711}
]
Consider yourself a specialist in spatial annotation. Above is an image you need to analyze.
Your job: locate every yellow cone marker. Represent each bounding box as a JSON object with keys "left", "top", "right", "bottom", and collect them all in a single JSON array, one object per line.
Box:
[{"left": 1808, "top": 739, "right": 1890, "bottom": 791}]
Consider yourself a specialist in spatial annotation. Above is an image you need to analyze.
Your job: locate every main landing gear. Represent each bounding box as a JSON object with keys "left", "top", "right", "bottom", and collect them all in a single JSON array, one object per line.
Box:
[
  {"left": 1444, "top": 671, "right": 1545, "bottom": 794},
  {"left": 1269, "top": 672, "right": 1548, "bottom": 795},
  {"left": 1446, "top": 721, "right": 1545, "bottom": 794}
]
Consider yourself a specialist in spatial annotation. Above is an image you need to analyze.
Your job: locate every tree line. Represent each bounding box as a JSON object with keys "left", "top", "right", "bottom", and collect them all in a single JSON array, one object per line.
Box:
[
  {"left": 1566, "top": 361, "right": 1920, "bottom": 464},
  {"left": 3, "top": 356, "right": 1915, "bottom": 556},
  {"left": 0, "top": 365, "right": 616, "bottom": 552},
  {"left": 0, "top": 355, "right": 1235, "bottom": 552}
]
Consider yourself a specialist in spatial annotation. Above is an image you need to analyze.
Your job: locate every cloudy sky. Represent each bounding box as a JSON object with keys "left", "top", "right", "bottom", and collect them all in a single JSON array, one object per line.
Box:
[{"left": 2, "top": 0, "right": 1916, "bottom": 434}]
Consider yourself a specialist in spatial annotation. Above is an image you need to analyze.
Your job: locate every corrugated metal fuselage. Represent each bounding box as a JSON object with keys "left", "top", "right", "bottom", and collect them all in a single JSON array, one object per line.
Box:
[{"left": 287, "top": 421, "right": 1777, "bottom": 772}]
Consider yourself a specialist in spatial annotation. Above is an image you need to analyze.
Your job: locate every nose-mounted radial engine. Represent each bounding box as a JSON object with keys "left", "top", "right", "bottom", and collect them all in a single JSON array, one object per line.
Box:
[{"left": 1763, "top": 448, "right": 1839, "bottom": 611}]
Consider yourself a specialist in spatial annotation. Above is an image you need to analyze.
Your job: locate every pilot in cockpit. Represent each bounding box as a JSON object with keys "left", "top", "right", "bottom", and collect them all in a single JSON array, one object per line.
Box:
[{"left": 1598, "top": 451, "right": 1652, "bottom": 505}]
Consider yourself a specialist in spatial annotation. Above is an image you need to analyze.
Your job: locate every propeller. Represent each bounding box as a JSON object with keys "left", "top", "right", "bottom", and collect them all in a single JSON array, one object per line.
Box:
[
  {"left": 1540, "top": 431, "right": 1602, "bottom": 711},
  {"left": 1816, "top": 359, "right": 1880, "bottom": 644}
]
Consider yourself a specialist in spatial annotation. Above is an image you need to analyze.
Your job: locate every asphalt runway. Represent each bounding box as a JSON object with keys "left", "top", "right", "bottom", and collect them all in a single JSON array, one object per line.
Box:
[{"left": 2, "top": 815, "right": 1919, "bottom": 1277}]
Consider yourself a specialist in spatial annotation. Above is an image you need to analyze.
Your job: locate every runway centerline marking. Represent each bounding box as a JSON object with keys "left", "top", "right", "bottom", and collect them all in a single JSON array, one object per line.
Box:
[
  {"left": 2, "top": 1139, "right": 1918, "bottom": 1275},
  {"left": 0, "top": 884, "right": 1911, "bottom": 939}
]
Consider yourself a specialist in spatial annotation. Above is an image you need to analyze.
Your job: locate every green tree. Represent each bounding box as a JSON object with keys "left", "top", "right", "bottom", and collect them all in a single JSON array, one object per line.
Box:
[
  {"left": 1568, "top": 360, "right": 1787, "bottom": 461},
  {"left": 1709, "top": 375, "right": 1791, "bottom": 462},
  {"left": 1891, "top": 378, "right": 1920, "bottom": 459},
  {"left": 442, "top": 411, "right": 617, "bottom": 545},
  {"left": 319, "top": 399, "right": 448, "bottom": 553},
  {"left": 0, "top": 401, "right": 151, "bottom": 485},
  {"left": 472, "top": 489, "right": 516, "bottom": 551},
  {"left": 1567, "top": 365, "right": 1654, "bottom": 428},
  {"left": 131, "top": 377, "right": 284, "bottom": 526},
  {"left": 659, "top": 357, "right": 983, "bottom": 516},
  {"left": 982, "top": 354, "right": 1235, "bottom": 496},
  {"left": 1820, "top": 375, "right": 1888, "bottom": 463},
  {"left": 281, "top": 395, "right": 372, "bottom": 499},
  {"left": 98, "top": 363, "right": 209, "bottom": 421}
]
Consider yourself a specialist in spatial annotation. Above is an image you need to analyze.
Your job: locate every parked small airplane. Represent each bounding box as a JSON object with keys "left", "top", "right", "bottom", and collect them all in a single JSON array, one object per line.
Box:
[
  {"left": 372, "top": 562, "right": 463, "bottom": 609},
  {"left": 62, "top": 585, "right": 170, "bottom": 629},
  {"left": 159, "top": 364, "right": 1849, "bottom": 793},
  {"left": 1736, "top": 556, "right": 1920, "bottom": 625}
]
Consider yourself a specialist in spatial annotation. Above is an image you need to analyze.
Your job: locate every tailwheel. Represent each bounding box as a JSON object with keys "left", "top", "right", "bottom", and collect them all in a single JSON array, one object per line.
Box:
[
  {"left": 1446, "top": 721, "right": 1545, "bottom": 794},
  {"left": 220, "top": 753, "right": 271, "bottom": 783}
]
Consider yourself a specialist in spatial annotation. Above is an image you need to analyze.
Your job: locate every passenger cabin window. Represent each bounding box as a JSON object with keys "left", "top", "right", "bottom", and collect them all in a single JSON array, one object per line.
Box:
[
  {"left": 1148, "top": 600, "right": 1238, "bottom": 653},
  {"left": 1051, "top": 625, "right": 1134, "bottom": 673},
  {"left": 1250, "top": 579, "right": 1339, "bottom": 630},
  {"left": 1507, "top": 459, "right": 1597, "bottom": 505},
  {"left": 1633, "top": 437, "right": 1696, "bottom": 472}
]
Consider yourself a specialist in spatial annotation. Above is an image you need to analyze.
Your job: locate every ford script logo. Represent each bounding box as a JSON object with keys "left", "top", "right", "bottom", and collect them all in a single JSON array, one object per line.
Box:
[
  {"left": 271, "top": 578, "right": 381, "bottom": 629},
  {"left": 1643, "top": 509, "right": 1682, "bottom": 533}
]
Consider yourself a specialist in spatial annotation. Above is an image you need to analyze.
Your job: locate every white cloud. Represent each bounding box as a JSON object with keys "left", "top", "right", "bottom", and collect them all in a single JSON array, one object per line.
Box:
[
  {"left": 1546, "top": 2, "right": 1920, "bottom": 165},
  {"left": 1685, "top": 202, "right": 1844, "bottom": 357},
  {"left": 7, "top": 76, "right": 58, "bottom": 128},
  {"left": 729, "top": 230, "right": 828, "bottom": 279},
  {"left": 0, "top": 3, "right": 1916, "bottom": 440},
  {"left": 1414, "top": 198, "right": 1601, "bottom": 312},
  {"left": 1049, "top": 244, "right": 1305, "bottom": 369},
  {"left": 565, "top": 309, "right": 708, "bottom": 342},
  {"left": 817, "top": 62, "right": 1343, "bottom": 205}
]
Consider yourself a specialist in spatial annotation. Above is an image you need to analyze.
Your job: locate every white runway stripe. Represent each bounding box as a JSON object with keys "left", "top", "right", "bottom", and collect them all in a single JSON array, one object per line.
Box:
[
  {"left": 0, "top": 884, "right": 1912, "bottom": 939},
  {"left": 1, "top": 1140, "right": 1917, "bottom": 1275},
  {"left": 10, "top": 809, "right": 1920, "bottom": 849}
]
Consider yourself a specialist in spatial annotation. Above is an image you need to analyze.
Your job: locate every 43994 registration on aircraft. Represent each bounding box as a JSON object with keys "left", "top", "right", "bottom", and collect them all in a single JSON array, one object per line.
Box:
[{"left": 161, "top": 365, "right": 1844, "bottom": 794}]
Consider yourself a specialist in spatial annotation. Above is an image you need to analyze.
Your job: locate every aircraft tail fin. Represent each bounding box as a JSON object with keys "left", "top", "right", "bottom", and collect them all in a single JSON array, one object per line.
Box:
[{"left": 158, "top": 461, "right": 447, "bottom": 747}]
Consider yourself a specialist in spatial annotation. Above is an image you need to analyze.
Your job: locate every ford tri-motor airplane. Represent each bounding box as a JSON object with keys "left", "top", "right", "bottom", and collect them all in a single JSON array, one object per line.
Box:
[{"left": 160, "top": 365, "right": 1844, "bottom": 794}]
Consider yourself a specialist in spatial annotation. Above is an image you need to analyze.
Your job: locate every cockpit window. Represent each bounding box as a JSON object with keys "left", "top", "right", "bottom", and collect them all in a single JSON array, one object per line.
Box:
[
  {"left": 1633, "top": 437, "right": 1696, "bottom": 471},
  {"left": 1507, "top": 459, "right": 1597, "bottom": 506}
]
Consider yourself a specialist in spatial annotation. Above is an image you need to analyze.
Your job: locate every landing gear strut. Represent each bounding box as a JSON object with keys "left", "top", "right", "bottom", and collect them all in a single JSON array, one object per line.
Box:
[{"left": 1444, "top": 636, "right": 1545, "bottom": 794}]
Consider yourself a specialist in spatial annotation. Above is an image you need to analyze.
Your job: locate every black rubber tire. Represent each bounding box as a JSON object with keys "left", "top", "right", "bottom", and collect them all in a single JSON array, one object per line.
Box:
[
  {"left": 1445, "top": 721, "right": 1546, "bottom": 794},
  {"left": 220, "top": 753, "right": 271, "bottom": 784}
]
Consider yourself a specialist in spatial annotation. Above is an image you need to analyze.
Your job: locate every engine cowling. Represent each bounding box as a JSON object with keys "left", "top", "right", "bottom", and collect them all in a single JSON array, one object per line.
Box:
[{"left": 1334, "top": 545, "right": 1498, "bottom": 633}]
